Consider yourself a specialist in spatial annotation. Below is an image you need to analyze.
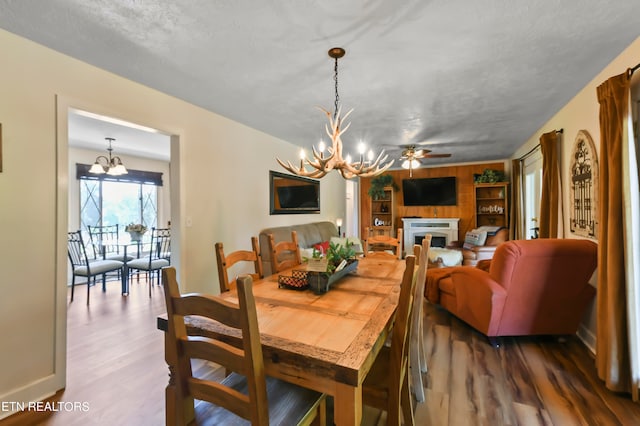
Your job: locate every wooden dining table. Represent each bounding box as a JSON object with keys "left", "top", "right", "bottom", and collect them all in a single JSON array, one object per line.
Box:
[{"left": 157, "top": 255, "right": 406, "bottom": 425}]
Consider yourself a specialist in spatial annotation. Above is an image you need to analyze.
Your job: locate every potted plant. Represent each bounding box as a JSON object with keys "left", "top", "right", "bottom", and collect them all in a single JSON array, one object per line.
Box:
[
  {"left": 474, "top": 169, "right": 507, "bottom": 183},
  {"left": 125, "top": 223, "right": 148, "bottom": 241},
  {"left": 367, "top": 174, "right": 398, "bottom": 200}
]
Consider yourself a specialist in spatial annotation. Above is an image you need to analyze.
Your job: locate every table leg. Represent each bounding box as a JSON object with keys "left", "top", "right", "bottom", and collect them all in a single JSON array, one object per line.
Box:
[
  {"left": 334, "top": 382, "right": 362, "bottom": 426},
  {"left": 121, "top": 245, "right": 129, "bottom": 295},
  {"left": 122, "top": 264, "right": 129, "bottom": 295}
]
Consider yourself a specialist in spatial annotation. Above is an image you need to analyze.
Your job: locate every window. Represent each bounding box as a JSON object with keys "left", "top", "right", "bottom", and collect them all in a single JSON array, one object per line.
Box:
[
  {"left": 77, "top": 164, "right": 162, "bottom": 242},
  {"left": 523, "top": 149, "right": 542, "bottom": 239}
]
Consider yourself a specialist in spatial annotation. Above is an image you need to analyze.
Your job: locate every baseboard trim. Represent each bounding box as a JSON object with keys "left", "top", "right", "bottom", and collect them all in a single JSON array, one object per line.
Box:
[
  {"left": 577, "top": 323, "right": 596, "bottom": 355},
  {"left": 0, "top": 376, "right": 58, "bottom": 420}
]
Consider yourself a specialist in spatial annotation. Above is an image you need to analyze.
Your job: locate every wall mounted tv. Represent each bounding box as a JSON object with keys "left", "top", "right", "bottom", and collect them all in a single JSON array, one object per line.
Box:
[
  {"left": 402, "top": 176, "right": 457, "bottom": 206},
  {"left": 270, "top": 171, "right": 320, "bottom": 214}
]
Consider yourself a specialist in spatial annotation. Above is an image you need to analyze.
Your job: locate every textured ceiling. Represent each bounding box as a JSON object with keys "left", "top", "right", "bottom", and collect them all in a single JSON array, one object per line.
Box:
[{"left": 1, "top": 1, "right": 639, "bottom": 167}]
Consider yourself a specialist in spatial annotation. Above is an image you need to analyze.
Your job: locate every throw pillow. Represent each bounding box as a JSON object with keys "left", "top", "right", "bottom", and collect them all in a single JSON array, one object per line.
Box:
[
  {"left": 312, "top": 241, "right": 330, "bottom": 254},
  {"left": 462, "top": 229, "right": 488, "bottom": 250},
  {"left": 299, "top": 247, "right": 315, "bottom": 260}
]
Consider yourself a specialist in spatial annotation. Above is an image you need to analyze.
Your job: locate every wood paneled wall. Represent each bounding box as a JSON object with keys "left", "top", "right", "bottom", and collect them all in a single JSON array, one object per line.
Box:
[{"left": 359, "top": 162, "right": 506, "bottom": 241}]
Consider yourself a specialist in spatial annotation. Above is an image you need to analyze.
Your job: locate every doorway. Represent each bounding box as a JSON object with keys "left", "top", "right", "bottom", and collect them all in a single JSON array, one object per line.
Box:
[
  {"left": 345, "top": 179, "right": 359, "bottom": 238},
  {"left": 55, "top": 97, "right": 181, "bottom": 394},
  {"left": 523, "top": 148, "right": 542, "bottom": 239}
]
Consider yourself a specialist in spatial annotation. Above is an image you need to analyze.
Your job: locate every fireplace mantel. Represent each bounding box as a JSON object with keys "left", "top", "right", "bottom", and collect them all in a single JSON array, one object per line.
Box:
[{"left": 401, "top": 218, "right": 460, "bottom": 254}]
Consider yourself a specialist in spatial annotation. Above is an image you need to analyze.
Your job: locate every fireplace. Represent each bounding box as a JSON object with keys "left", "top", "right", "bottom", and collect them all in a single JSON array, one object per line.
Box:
[
  {"left": 415, "top": 234, "right": 447, "bottom": 248},
  {"left": 401, "top": 218, "right": 460, "bottom": 255}
]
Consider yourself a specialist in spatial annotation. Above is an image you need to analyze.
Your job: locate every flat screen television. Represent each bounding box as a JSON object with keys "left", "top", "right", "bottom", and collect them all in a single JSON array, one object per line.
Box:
[
  {"left": 270, "top": 171, "right": 320, "bottom": 214},
  {"left": 277, "top": 185, "right": 318, "bottom": 208},
  {"left": 402, "top": 176, "right": 457, "bottom": 206}
]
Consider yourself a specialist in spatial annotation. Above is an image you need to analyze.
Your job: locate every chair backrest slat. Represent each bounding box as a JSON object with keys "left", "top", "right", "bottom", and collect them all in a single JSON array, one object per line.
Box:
[
  {"left": 151, "top": 227, "right": 171, "bottom": 260},
  {"left": 67, "top": 231, "right": 91, "bottom": 271},
  {"left": 87, "top": 224, "right": 120, "bottom": 258},
  {"left": 139, "top": 227, "right": 171, "bottom": 270}
]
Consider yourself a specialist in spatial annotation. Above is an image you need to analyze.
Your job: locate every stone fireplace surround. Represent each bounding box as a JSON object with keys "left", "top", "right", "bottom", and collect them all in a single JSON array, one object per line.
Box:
[{"left": 401, "top": 218, "right": 460, "bottom": 255}]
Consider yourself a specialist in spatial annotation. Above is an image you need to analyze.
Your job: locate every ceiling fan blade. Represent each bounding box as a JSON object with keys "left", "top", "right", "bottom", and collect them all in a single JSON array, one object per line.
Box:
[{"left": 423, "top": 153, "right": 452, "bottom": 158}]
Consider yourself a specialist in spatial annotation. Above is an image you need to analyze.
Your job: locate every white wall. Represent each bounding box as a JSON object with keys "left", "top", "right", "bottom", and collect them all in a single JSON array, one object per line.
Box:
[
  {"left": 512, "top": 36, "right": 640, "bottom": 350},
  {"left": 0, "top": 28, "right": 345, "bottom": 413}
]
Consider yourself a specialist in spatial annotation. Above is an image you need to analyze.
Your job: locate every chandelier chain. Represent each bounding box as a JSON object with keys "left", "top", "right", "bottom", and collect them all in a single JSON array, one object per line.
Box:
[{"left": 333, "top": 56, "right": 340, "bottom": 120}]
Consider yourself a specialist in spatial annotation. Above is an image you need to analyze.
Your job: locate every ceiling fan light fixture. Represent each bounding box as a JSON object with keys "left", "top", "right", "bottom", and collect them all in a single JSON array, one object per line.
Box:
[{"left": 401, "top": 158, "right": 420, "bottom": 170}]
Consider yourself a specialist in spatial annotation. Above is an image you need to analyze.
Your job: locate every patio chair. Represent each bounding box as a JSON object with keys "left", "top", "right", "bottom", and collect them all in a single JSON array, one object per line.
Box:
[
  {"left": 127, "top": 227, "right": 171, "bottom": 296},
  {"left": 67, "top": 230, "right": 124, "bottom": 304}
]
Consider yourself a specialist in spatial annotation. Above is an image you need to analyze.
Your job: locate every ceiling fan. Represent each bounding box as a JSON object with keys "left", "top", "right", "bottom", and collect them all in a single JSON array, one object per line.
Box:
[{"left": 399, "top": 145, "right": 451, "bottom": 177}]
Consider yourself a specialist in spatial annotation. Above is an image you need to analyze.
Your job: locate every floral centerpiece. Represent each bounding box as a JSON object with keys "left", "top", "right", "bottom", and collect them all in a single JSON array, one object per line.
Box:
[
  {"left": 307, "top": 241, "right": 358, "bottom": 294},
  {"left": 279, "top": 241, "right": 359, "bottom": 294},
  {"left": 125, "top": 223, "right": 147, "bottom": 241}
]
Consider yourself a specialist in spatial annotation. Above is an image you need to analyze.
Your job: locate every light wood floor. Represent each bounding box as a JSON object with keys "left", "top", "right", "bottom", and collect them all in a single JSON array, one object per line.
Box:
[{"left": 2, "top": 277, "right": 639, "bottom": 425}]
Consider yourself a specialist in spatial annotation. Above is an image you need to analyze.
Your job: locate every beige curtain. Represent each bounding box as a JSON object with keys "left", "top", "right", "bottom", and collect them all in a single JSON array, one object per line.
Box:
[
  {"left": 596, "top": 72, "right": 633, "bottom": 396},
  {"left": 509, "top": 159, "right": 525, "bottom": 240},
  {"left": 539, "top": 131, "right": 561, "bottom": 238}
]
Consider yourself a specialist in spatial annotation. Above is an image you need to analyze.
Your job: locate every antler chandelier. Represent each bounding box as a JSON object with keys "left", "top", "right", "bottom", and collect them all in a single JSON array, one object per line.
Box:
[{"left": 277, "top": 47, "right": 393, "bottom": 179}]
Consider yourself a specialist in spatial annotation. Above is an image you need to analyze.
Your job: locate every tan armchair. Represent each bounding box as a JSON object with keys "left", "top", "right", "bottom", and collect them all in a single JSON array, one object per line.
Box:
[{"left": 447, "top": 227, "right": 508, "bottom": 266}]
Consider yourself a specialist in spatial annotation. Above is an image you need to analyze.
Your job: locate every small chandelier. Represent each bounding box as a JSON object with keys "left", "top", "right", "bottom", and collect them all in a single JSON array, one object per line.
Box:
[
  {"left": 89, "top": 137, "right": 128, "bottom": 175},
  {"left": 277, "top": 47, "right": 393, "bottom": 179}
]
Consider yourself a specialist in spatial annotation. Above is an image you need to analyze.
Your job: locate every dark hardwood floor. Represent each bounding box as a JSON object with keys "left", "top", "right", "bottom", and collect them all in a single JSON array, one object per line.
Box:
[
  {"left": 418, "top": 303, "right": 640, "bottom": 426},
  {"left": 2, "top": 278, "right": 638, "bottom": 425}
]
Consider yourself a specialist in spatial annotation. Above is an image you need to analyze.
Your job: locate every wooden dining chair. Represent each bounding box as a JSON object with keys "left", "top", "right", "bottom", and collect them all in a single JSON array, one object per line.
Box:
[
  {"left": 364, "top": 227, "right": 404, "bottom": 259},
  {"left": 410, "top": 235, "right": 431, "bottom": 403},
  {"left": 67, "top": 230, "right": 124, "bottom": 304},
  {"left": 267, "top": 230, "right": 302, "bottom": 273},
  {"left": 162, "top": 267, "right": 326, "bottom": 425},
  {"left": 362, "top": 254, "right": 417, "bottom": 425},
  {"left": 215, "top": 236, "right": 263, "bottom": 293}
]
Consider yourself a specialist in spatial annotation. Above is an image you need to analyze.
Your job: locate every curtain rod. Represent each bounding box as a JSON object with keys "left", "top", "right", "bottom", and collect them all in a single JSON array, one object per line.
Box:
[
  {"left": 518, "top": 144, "right": 540, "bottom": 160},
  {"left": 628, "top": 62, "right": 640, "bottom": 77},
  {"left": 517, "top": 129, "right": 563, "bottom": 161}
]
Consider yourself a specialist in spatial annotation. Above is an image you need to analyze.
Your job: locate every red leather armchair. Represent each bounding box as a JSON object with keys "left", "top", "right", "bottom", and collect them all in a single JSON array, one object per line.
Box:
[
  {"left": 447, "top": 227, "right": 508, "bottom": 266},
  {"left": 426, "top": 239, "right": 597, "bottom": 344}
]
